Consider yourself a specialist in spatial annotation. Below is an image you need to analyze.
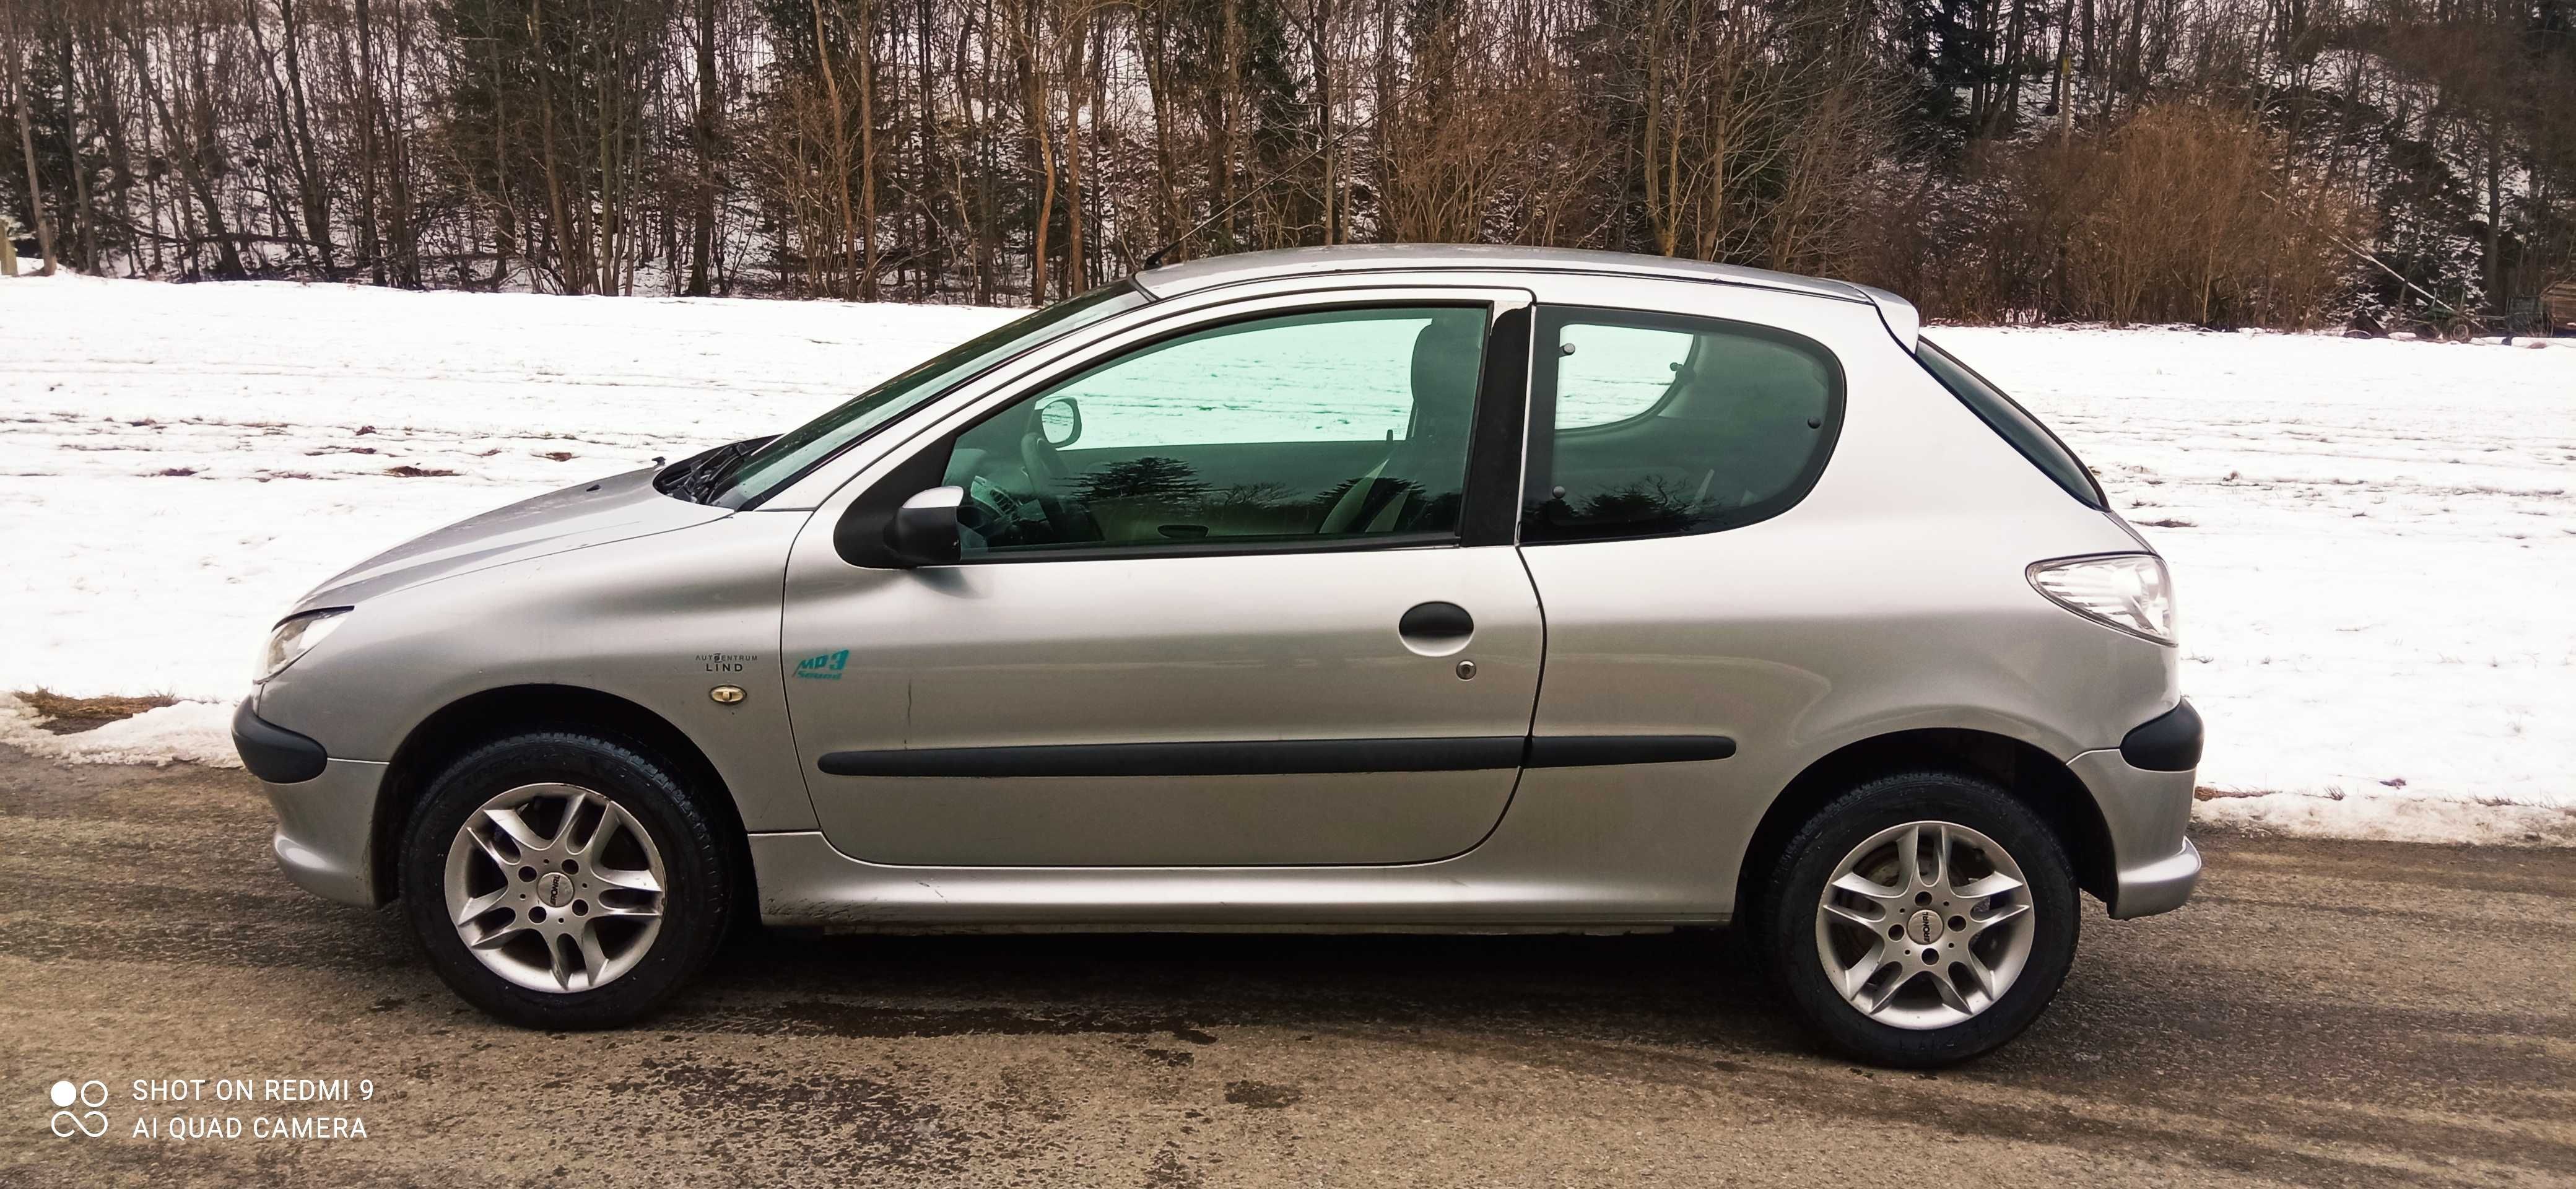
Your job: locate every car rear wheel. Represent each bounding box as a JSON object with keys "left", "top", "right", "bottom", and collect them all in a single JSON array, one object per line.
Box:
[
  {"left": 1758, "top": 770, "right": 2079, "bottom": 1067},
  {"left": 401, "top": 732, "right": 733, "bottom": 1029}
]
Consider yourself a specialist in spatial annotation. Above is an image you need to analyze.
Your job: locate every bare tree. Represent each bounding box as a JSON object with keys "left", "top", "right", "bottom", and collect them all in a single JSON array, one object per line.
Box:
[{"left": 6, "top": 1, "right": 57, "bottom": 276}]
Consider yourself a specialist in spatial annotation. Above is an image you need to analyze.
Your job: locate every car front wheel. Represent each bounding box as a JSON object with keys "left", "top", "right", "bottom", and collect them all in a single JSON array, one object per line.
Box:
[
  {"left": 400, "top": 732, "right": 733, "bottom": 1029},
  {"left": 1759, "top": 771, "right": 2079, "bottom": 1067}
]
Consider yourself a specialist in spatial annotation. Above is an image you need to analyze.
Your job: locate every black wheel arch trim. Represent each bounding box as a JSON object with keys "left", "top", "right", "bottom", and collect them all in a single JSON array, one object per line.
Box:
[
  {"left": 817, "top": 734, "right": 1736, "bottom": 778},
  {"left": 232, "top": 697, "right": 329, "bottom": 784},
  {"left": 2119, "top": 698, "right": 2203, "bottom": 772}
]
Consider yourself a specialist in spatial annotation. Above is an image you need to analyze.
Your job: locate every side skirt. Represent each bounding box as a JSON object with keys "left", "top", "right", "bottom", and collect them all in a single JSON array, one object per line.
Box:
[{"left": 744, "top": 829, "right": 1734, "bottom": 930}]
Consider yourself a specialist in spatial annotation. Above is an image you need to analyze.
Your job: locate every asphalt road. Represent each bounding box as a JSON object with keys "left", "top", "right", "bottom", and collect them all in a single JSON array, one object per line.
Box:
[{"left": 1, "top": 747, "right": 2569, "bottom": 1188}]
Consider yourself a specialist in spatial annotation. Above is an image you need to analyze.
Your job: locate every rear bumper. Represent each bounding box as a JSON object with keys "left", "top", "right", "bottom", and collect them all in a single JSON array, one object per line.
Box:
[
  {"left": 236, "top": 698, "right": 386, "bottom": 907},
  {"left": 2068, "top": 744, "right": 2202, "bottom": 920},
  {"left": 2111, "top": 836, "right": 2202, "bottom": 918}
]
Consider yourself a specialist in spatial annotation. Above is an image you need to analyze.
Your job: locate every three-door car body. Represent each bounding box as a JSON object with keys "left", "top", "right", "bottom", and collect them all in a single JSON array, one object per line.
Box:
[{"left": 235, "top": 245, "right": 2201, "bottom": 1063}]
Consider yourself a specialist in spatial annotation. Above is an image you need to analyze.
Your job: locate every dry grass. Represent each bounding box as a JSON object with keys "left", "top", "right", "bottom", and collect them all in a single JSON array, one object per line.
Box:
[{"left": 14, "top": 689, "right": 178, "bottom": 735}]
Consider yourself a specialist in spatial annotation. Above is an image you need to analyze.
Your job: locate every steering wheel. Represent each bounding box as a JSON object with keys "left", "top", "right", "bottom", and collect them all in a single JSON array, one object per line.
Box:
[
  {"left": 1019, "top": 427, "right": 1073, "bottom": 486},
  {"left": 955, "top": 483, "right": 1011, "bottom": 546},
  {"left": 1016, "top": 424, "right": 1105, "bottom": 544}
]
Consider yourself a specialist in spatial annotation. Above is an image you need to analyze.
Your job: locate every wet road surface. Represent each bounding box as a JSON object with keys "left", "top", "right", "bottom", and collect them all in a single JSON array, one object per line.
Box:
[{"left": 2, "top": 749, "right": 2569, "bottom": 1187}]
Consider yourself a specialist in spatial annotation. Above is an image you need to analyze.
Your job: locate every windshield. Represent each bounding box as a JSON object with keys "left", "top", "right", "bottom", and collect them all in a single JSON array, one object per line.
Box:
[{"left": 710, "top": 281, "right": 1150, "bottom": 508}]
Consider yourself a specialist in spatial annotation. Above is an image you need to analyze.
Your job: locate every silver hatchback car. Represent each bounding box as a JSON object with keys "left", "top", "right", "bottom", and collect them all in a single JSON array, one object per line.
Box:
[{"left": 235, "top": 246, "right": 2200, "bottom": 1066}]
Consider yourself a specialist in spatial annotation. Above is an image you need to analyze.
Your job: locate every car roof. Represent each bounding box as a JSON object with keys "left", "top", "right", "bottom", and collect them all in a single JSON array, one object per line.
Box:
[{"left": 1131, "top": 245, "right": 1918, "bottom": 349}]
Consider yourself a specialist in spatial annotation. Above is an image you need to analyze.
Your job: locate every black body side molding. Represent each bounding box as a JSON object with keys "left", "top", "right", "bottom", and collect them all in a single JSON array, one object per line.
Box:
[
  {"left": 818, "top": 734, "right": 1737, "bottom": 778},
  {"left": 1524, "top": 735, "right": 1737, "bottom": 767},
  {"left": 232, "top": 699, "right": 329, "bottom": 784},
  {"left": 820, "top": 737, "right": 1525, "bottom": 778},
  {"left": 2119, "top": 698, "right": 2203, "bottom": 772}
]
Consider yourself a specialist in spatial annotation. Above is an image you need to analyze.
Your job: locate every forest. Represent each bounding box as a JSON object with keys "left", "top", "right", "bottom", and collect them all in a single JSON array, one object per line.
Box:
[{"left": 2, "top": 0, "right": 2570, "bottom": 326}]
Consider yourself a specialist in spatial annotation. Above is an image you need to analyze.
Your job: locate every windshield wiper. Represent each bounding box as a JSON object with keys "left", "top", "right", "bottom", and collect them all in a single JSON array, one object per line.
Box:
[{"left": 666, "top": 436, "right": 776, "bottom": 504}]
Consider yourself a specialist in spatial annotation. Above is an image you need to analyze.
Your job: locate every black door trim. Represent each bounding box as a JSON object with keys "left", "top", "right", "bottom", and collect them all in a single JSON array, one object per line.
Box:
[
  {"left": 1524, "top": 735, "right": 1737, "bottom": 767},
  {"left": 817, "top": 734, "right": 1735, "bottom": 778},
  {"left": 819, "top": 737, "right": 1528, "bottom": 778}
]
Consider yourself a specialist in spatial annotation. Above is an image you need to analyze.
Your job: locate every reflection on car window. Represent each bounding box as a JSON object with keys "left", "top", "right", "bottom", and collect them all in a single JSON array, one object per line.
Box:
[
  {"left": 1525, "top": 307, "right": 1842, "bottom": 543},
  {"left": 940, "top": 306, "right": 1489, "bottom": 557},
  {"left": 713, "top": 282, "right": 1147, "bottom": 507},
  {"left": 1555, "top": 323, "right": 1696, "bottom": 428}
]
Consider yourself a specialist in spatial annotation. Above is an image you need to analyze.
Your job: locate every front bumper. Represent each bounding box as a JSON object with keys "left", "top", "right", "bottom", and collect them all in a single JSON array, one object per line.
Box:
[
  {"left": 2067, "top": 744, "right": 2203, "bottom": 920},
  {"left": 235, "top": 699, "right": 386, "bottom": 907}
]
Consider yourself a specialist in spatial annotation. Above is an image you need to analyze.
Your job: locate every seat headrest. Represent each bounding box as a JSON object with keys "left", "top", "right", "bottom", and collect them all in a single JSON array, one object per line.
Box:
[{"left": 1409, "top": 316, "right": 1483, "bottom": 440}]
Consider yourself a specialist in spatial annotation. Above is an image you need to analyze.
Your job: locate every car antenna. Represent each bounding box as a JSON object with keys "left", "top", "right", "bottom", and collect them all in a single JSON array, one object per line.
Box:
[{"left": 1136, "top": 139, "right": 1334, "bottom": 274}]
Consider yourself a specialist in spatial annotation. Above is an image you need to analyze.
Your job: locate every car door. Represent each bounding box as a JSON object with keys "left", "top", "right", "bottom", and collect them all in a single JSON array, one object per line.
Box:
[{"left": 781, "top": 289, "right": 1543, "bottom": 866}]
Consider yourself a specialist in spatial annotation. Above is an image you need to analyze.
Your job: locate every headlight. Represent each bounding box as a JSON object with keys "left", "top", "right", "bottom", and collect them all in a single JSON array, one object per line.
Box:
[
  {"left": 257, "top": 609, "right": 352, "bottom": 683},
  {"left": 2027, "top": 554, "right": 2175, "bottom": 645}
]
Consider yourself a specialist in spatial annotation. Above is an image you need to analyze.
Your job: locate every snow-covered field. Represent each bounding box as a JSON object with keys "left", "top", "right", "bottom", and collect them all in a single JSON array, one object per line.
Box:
[{"left": 2, "top": 273, "right": 2569, "bottom": 843}]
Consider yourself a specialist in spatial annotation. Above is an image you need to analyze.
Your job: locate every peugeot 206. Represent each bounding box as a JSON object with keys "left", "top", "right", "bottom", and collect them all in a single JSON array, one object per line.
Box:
[{"left": 234, "top": 245, "right": 2201, "bottom": 1067}]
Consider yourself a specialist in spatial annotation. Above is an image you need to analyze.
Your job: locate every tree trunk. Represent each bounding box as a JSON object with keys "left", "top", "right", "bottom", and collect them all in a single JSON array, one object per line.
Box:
[
  {"left": 1372, "top": 0, "right": 1395, "bottom": 244},
  {"left": 811, "top": 0, "right": 859, "bottom": 298},
  {"left": 688, "top": 0, "right": 718, "bottom": 295},
  {"left": 352, "top": 0, "right": 388, "bottom": 285},
  {"left": 530, "top": 1, "right": 581, "bottom": 292},
  {"left": 13, "top": 27, "right": 61, "bottom": 276},
  {"left": 1144, "top": 0, "right": 1177, "bottom": 251},
  {"left": 1060, "top": 5, "right": 1086, "bottom": 297},
  {"left": 858, "top": 0, "right": 879, "bottom": 300},
  {"left": 52, "top": 28, "right": 94, "bottom": 271},
  {"left": 277, "top": 0, "right": 334, "bottom": 274},
  {"left": 915, "top": 0, "right": 943, "bottom": 293},
  {"left": 1019, "top": 0, "right": 1051, "bottom": 301},
  {"left": 2053, "top": 0, "right": 2075, "bottom": 146}
]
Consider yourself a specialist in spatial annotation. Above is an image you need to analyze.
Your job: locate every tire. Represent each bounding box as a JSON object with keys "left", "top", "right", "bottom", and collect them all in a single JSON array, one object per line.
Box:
[
  {"left": 1757, "top": 770, "right": 2079, "bottom": 1068},
  {"left": 400, "top": 731, "right": 734, "bottom": 1029}
]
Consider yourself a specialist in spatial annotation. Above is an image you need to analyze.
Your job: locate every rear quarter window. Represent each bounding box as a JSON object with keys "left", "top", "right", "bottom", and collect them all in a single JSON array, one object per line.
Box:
[
  {"left": 1916, "top": 339, "right": 2105, "bottom": 510},
  {"left": 1522, "top": 307, "right": 1844, "bottom": 544}
]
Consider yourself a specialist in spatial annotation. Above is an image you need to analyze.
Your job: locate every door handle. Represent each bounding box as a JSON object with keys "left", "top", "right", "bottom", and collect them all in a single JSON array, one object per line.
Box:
[{"left": 1398, "top": 601, "right": 1475, "bottom": 642}]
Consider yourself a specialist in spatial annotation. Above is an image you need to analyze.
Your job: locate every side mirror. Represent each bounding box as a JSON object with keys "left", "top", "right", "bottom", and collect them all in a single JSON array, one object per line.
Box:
[
  {"left": 882, "top": 486, "right": 964, "bottom": 567},
  {"left": 1035, "top": 396, "right": 1082, "bottom": 448}
]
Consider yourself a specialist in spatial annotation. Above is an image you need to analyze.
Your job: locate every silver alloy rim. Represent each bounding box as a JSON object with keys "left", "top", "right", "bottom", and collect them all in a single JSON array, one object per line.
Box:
[
  {"left": 443, "top": 783, "right": 667, "bottom": 994},
  {"left": 1814, "top": 820, "right": 2035, "bottom": 1030}
]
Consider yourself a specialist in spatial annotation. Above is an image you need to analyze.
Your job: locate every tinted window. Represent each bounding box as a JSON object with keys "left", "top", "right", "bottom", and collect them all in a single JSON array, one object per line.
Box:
[
  {"left": 1523, "top": 307, "right": 1842, "bottom": 543},
  {"left": 941, "top": 306, "right": 1489, "bottom": 557},
  {"left": 1553, "top": 322, "right": 1699, "bottom": 428},
  {"left": 1916, "top": 339, "right": 2104, "bottom": 509}
]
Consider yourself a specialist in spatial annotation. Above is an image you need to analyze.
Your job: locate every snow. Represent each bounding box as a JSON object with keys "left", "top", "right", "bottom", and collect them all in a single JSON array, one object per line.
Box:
[
  {"left": 2, "top": 273, "right": 2570, "bottom": 844},
  {"left": 0, "top": 272, "right": 1013, "bottom": 703},
  {"left": 1933, "top": 324, "right": 2575, "bottom": 844},
  {"left": 0, "top": 695, "right": 238, "bottom": 768}
]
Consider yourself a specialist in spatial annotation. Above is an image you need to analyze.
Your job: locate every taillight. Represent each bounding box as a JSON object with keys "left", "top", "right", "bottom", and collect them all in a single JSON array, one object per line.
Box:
[{"left": 2027, "top": 554, "right": 2175, "bottom": 645}]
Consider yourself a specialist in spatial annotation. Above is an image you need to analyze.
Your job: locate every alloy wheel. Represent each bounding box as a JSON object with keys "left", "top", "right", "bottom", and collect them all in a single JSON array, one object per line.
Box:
[
  {"left": 443, "top": 782, "right": 668, "bottom": 993},
  {"left": 1813, "top": 819, "right": 2036, "bottom": 1030}
]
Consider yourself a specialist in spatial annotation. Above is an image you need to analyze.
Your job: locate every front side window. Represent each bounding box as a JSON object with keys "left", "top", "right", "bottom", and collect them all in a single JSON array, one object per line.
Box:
[
  {"left": 939, "top": 305, "right": 1490, "bottom": 558},
  {"left": 1524, "top": 307, "right": 1842, "bottom": 542},
  {"left": 710, "top": 282, "right": 1149, "bottom": 508}
]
